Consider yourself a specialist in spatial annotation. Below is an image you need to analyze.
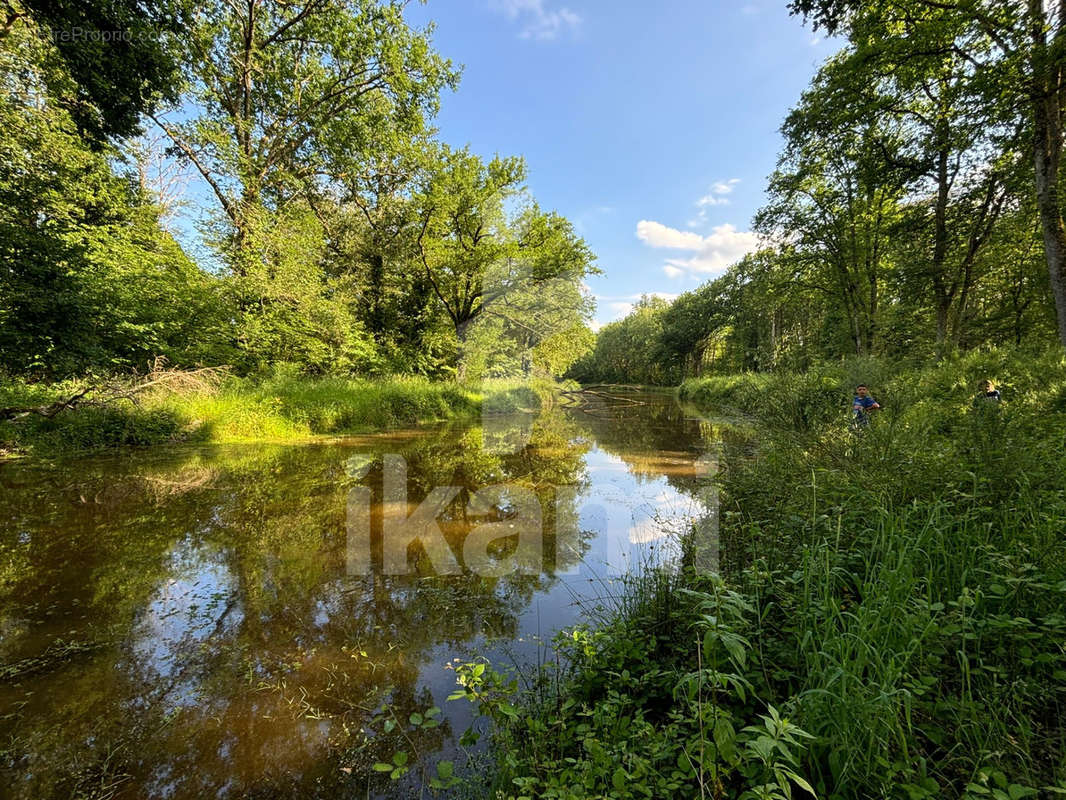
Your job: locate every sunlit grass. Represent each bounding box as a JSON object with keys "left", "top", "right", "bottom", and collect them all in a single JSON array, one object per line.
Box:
[{"left": 0, "top": 372, "right": 553, "bottom": 455}]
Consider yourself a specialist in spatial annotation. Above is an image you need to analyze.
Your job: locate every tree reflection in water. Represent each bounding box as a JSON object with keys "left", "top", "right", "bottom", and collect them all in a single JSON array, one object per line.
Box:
[{"left": 0, "top": 393, "right": 718, "bottom": 798}]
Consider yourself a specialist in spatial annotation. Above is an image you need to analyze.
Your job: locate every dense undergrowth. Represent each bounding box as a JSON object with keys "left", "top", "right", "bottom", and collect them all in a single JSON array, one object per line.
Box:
[
  {"left": 470, "top": 349, "right": 1066, "bottom": 799},
  {"left": 0, "top": 369, "right": 548, "bottom": 457}
]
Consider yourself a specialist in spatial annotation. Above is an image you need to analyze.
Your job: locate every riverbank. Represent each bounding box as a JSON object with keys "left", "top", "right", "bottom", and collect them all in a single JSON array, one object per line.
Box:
[
  {"left": 471, "top": 349, "right": 1066, "bottom": 798},
  {"left": 0, "top": 371, "right": 549, "bottom": 458}
]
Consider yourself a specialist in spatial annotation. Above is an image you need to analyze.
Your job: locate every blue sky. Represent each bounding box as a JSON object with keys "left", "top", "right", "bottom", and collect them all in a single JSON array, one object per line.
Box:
[{"left": 406, "top": 0, "right": 835, "bottom": 328}]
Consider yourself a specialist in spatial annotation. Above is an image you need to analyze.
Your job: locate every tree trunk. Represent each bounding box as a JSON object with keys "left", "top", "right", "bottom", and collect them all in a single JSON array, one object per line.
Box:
[
  {"left": 455, "top": 319, "right": 470, "bottom": 382},
  {"left": 932, "top": 145, "right": 952, "bottom": 353},
  {"left": 1030, "top": 0, "right": 1066, "bottom": 346}
]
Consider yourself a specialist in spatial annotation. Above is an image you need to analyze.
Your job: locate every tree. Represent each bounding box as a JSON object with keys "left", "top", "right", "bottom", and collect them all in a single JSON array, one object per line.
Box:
[
  {"left": 837, "top": 6, "right": 1016, "bottom": 349},
  {"left": 571, "top": 296, "right": 678, "bottom": 386},
  {"left": 312, "top": 137, "right": 450, "bottom": 374},
  {"left": 153, "top": 0, "right": 457, "bottom": 262},
  {"left": 757, "top": 64, "right": 907, "bottom": 356},
  {"left": 215, "top": 202, "right": 376, "bottom": 373},
  {"left": 415, "top": 146, "right": 597, "bottom": 379},
  {"left": 0, "top": 20, "right": 228, "bottom": 376},
  {"left": 146, "top": 0, "right": 459, "bottom": 373},
  {"left": 1, "top": 0, "right": 185, "bottom": 143},
  {"left": 656, "top": 279, "right": 731, "bottom": 377},
  {"left": 788, "top": 0, "right": 1066, "bottom": 345}
]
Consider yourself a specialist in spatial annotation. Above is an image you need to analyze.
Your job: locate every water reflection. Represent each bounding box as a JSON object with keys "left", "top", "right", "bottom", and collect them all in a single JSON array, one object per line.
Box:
[{"left": 0, "top": 392, "right": 716, "bottom": 798}]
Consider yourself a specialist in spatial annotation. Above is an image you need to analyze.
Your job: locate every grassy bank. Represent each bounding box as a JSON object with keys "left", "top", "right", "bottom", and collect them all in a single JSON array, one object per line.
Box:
[
  {"left": 470, "top": 349, "right": 1066, "bottom": 799},
  {"left": 0, "top": 371, "right": 547, "bottom": 457}
]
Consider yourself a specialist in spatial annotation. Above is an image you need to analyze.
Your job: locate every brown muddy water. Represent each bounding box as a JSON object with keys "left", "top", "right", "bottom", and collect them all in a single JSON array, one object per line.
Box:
[{"left": 0, "top": 390, "right": 720, "bottom": 799}]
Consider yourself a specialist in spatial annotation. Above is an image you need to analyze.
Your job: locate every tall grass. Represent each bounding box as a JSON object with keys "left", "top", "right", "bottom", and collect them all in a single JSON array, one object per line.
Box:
[
  {"left": 0, "top": 371, "right": 547, "bottom": 456},
  {"left": 688, "top": 349, "right": 1066, "bottom": 796},
  {"left": 480, "top": 349, "right": 1066, "bottom": 799}
]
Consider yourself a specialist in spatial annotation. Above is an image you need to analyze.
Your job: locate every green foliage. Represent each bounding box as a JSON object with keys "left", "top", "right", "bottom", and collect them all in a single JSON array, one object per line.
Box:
[
  {"left": 0, "top": 21, "right": 229, "bottom": 377},
  {"left": 416, "top": 145, "right": 598, "bottom": 379},
  {"left": 578, "top": 0, "right": 1061, "bottom": 388},
  {"left": 219, "top": 204, "right": 379, "bottom": 374},
  {"left": 448, "top": 573, "right": 816, "bottom": 799},
  {"left": 14, "top": 0, "right": 185, "bottom": 142},
  {"left": 0, "top": 373, "right": 546, "bottom": 455},
  {"left": 677, "top": 350, "right": 1066, "bottom": 797},
  {"left": 0, "top": 0, "right": 592, "bottom": 383},
  {"left": 571, "top": 296, "right": 681, "bottom": 386},
  {"left": 452, "top": 350, "right": 1066, "bottom": 799}
]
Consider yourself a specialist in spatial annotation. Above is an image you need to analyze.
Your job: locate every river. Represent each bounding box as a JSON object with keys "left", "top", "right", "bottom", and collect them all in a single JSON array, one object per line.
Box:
[{"left": 0, "top": 389, "right": 719, "bottom": 799}]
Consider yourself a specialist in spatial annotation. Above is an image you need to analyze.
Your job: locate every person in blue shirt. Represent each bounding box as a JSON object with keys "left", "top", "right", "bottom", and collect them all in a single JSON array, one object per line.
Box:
[
  {"left": 851, "top": 384, "right": 881, "bottom": 427},
  {"left": 977, "top": 379, "right": 1002, "bottom": 403}
]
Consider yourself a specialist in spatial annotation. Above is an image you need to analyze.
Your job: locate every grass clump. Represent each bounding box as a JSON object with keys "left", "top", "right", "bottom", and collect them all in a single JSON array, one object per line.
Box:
[
  {"left": 469, "top": 348, "right": 1066, "bottom": 799},
  {"left": 0, "top": 369, "right": 547, "bottom": 457}
]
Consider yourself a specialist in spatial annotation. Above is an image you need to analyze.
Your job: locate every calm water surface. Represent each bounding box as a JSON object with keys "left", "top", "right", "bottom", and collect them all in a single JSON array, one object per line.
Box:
[{"left": 0, "top": 390, "right": 718, "bottom": 798}]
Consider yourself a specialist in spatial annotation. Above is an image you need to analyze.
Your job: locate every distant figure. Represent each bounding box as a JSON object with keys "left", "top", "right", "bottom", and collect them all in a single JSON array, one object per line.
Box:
[
  {"left": 977, "top": 379, "right": 1002, "bottom": 403},
  {"left": 851, "top": 384, "right": 881, "bottom": 427}
]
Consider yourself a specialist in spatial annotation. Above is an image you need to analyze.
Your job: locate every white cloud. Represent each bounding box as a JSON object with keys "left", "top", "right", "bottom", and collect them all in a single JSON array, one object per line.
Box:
[
  {"left": 690, "top": 178, "right": 741, "bottom": 224},
  {"left": 629, "top": 517, "right": 669, "bottom": 544},
  {"left": 696, "top": 194, "right": 730, "bottom": 207},
  {"left": 637, "top": 220, "right": 761, "bottom": 279},
  {"left": 636, "top": 220, "right": 706, "bottom": 249},
  {"left": 494, "top": 0, "right": 581, "bottom": 40},
  {"left": 710, "top": 179, "right": 740, "bottom": 196}
]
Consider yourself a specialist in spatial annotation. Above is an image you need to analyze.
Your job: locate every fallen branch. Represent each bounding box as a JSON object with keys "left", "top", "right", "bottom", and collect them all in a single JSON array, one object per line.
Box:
[
  {"left": 0, "top": 385, "right": 95, "bottom": 422},
  {"left": 0, "top": 363, "right": 229, "bottom": 423},
  {"left": 559, "top": 384, "right": 650, "bottom": 410}
]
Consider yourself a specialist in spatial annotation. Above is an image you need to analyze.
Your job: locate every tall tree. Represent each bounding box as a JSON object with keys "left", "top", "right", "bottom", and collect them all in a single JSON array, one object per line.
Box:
[
  {"left": 757, "top": 66, "right": 907, "bottom": 355},
  {"left": 1, "top": 0, "right": 185, "bottom": 143},
  {"left": 788, "top": 0, "right": 1066, "bottom": 345},
  {"left": 0, "top": 20, "right": 228, "bottom": 376},
  {"left": 843, "top": 6, "right": 1015, "bottom": 349},
  {"left": 154, "top": 0, "right": 457, "bottom": 264},
  {"left": 415, "top": 146, "right": 597, "bottom": 379},
  {"left": 312, "top": 137, "right": 448, "bottom": 372}
]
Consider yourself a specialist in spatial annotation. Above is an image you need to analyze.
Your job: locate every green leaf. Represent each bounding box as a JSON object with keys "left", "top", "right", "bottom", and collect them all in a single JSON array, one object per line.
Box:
[
  {"left": 714, "top": 717, "right": 737, "bottom": 764},
  {"left": 459, "top": 727, "right": 481, "bottom": 747},
  {"left": 498, "top": 701, "right": 519, "bottom": 719},
  {"left": 782, "top": 769, "right": 817, "bottom": 796},
  {"left": 1007, "top": 786, "right": 1038, "bottom": 800}
]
